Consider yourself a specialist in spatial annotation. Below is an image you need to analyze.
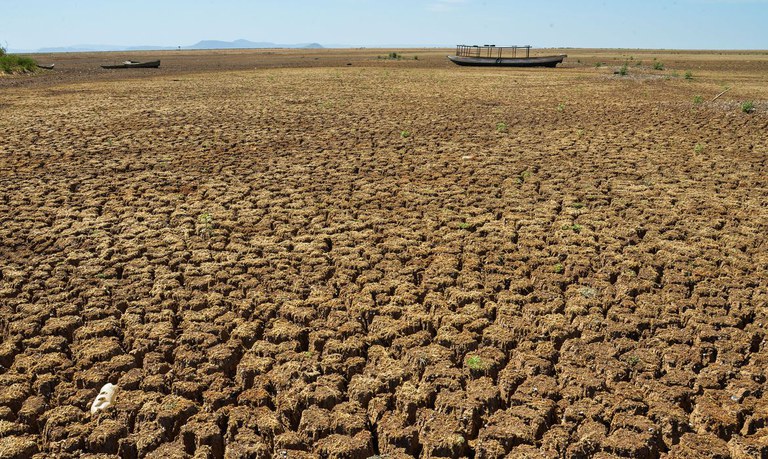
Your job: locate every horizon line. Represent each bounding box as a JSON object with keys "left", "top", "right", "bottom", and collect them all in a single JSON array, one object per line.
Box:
[
  {"left": 12, "top": 44, "right": 768, "bottom": 54},
  {"left": 15, "top": 47, "right": 768, "bottom": 54}
]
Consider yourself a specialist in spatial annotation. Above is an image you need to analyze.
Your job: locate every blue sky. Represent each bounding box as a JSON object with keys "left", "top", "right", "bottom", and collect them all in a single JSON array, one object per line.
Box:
[{"left": 4, "top": 0, "right": 767, "bottom": 51}]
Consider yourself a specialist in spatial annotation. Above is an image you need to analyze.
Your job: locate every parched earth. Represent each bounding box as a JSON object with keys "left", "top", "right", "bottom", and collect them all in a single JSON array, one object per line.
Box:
[{"left": 1, "top": 49, "right": 768, "bottom": 458}]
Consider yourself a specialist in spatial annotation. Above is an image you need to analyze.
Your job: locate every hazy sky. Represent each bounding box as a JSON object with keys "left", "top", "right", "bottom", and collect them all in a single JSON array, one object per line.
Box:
[{"left": 4, "top": 0, "right": 768, "bottom": 51}]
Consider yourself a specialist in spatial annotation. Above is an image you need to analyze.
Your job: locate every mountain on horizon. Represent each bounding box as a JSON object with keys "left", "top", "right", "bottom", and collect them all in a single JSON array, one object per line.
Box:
[
  {"left": 186, "top": 39, "right": 323, "bottom": 50},
  {"left": 17, "top": 39, "right": 326, "bottom": 54}
]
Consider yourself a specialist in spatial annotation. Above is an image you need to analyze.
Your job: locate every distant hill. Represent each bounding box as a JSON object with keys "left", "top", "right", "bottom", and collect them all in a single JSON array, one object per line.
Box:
[
  {"left": 16, "top": 39, "right": 326, "bottom": 54},
  {"left": 185, "top": 39, "right": 324, "bottom": 50}
]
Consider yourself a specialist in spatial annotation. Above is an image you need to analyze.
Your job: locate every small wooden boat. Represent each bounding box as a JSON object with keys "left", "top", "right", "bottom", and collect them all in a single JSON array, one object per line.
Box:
[
  {"left": 101, "top": 60, "right": 160, "bottom": 69},
  {"left": 448, "top": 45, "right": 565, "bottom": 68},
  {"left": 36, "top": 64, "right": 55, "bottom": 70}
]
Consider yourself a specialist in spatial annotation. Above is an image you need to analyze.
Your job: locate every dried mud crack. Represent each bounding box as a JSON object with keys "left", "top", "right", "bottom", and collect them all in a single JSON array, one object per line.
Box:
[{"left": 1, "top": 49, "right": 768, "bottom": 458}]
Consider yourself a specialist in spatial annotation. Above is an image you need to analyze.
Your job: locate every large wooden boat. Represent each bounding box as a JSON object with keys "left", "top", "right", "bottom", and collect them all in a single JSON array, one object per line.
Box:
[
  {"left": 448, "top": 45, "right": 566, "bottom": 68},
  {"left": 101, "top": 60, "right": 160, "bottom": 69}
]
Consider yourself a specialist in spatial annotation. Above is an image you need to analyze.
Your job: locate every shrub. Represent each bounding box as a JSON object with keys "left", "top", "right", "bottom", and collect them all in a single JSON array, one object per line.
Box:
[
  {"left": 693, "top": 95, "right": 703, "bottom": 105},
  {"left": 197, "top": 212, "right": 215, "bottom": 237},
  {"left": 465, "top": 355, "right": 487, "bottom": 371},
  {"left": 684, "top": 70, "right": 693, "bottom": 80},
  {"left": 0, "top": 54, "right": 37, "bottom": 73},
  {"left": 380, "top": 52, "right": 403, "bottom": 60},
  {"left": 653, "top": 61, "right": 665, "bottom": 70},
  {"left": 741, "top": 101, "right": 755, "bottom": 113},
  {"left": 618, "top": 63, "right": 629, "bottom": 76}
]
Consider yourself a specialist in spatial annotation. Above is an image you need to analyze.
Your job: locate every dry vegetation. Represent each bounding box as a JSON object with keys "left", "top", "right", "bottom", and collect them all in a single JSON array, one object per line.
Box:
[{"left": 1, "top": 48, "right": 767, "bottom": 458}]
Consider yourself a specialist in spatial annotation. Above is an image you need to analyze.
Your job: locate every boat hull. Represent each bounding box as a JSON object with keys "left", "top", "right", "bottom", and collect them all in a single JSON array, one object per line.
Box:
[
  {"left": 447, "top": 54, "right": 566, "bottom": 68},
  {"left": 101, "top": 60, "right": 161, "bottom": 69}
]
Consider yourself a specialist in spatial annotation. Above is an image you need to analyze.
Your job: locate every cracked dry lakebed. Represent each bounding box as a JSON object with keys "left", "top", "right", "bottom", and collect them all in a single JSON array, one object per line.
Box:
[{"left": 1, "top": 48, "right": 768, "bottom": 458}]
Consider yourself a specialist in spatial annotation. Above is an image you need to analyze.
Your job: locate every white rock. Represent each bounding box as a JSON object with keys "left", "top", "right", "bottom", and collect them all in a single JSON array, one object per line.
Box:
[{"left": 90, "top": 383, "right": 118, "bottom": 415}]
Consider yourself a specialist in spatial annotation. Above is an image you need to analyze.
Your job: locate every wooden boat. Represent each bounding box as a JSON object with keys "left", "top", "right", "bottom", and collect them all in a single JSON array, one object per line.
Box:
[
  {"left": 448, "top": 45, "right": 565, "bottom": 68},
  {"left": 36, "top": 64, "right": 55, "bottom": 70},
  {"left": 101, "top": 60, "right": 160, "bottom": 69}
]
